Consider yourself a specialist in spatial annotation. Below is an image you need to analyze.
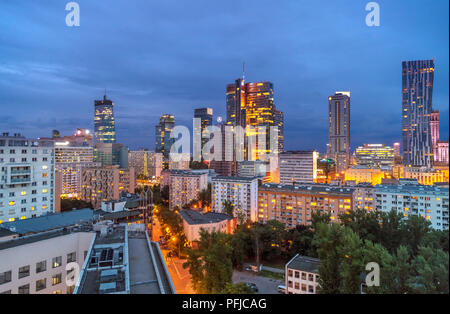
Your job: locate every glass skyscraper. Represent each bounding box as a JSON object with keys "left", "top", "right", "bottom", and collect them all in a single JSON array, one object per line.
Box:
[
  {"left": 402, "top": 60, "right": 435, "bottom": 167},
  {"left": 94, "top": 94, "right": 116, "bottom": 144},
  {"left": 155, "top": 114, "right": 175, "bottom": 161}
]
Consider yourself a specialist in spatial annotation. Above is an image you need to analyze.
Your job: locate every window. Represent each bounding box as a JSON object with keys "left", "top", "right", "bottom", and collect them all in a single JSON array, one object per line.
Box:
[
  {"left": 308, "top": 274, "right": 314, "bottom": 282},
  {"left": 67, "top": 252, "right": 76, "bottom": 263},
  {"left": 18, "top": 265, "right": 30, "bottom": 279},
  {"left": 308, "top": 285, "right": 314, "bottom": 293},
  {"left": 301, "top": 272, "right": 306, "bottom": 280},
  {"left": 52, "top": 256, "right": 62, "bottom": 268},
  {"left": 36, "top": 260, "right": 47, "bottom": 273},
  {"left": 18, "top": 284, "right": 30, "bottom": 294},
  {"left": 53, "top": 290, "right": 62, "bottom": 294},
  {"left": 294, "top": 271, "right": 299, "bottom": 278},
  {"left": 36, "top": 279, "right": 46, "bottom": 291},
  {"left": 301, "top": 283, "right": 307, "bottom": 292},
  {"left": 52, "top": 274, "right": 62, "bottom": 286},
  {"left": 0, "top": 271, "right": 12, "bottom": 285}
]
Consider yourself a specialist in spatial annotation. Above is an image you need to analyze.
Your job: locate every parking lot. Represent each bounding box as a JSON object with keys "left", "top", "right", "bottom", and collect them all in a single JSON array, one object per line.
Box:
[{"left": 232, "top": 270, "right": 284, "bottom": 294}]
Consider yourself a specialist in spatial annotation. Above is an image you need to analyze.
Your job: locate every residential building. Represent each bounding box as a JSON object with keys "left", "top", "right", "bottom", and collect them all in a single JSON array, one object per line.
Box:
[
  {"left": 279, "top": 151, "right": 319, "bottom": 185},
  {"left": 179, "top": 209, "right": 236, "bottom": 244},
  {"left": 374, "top": 183, "right": 449, "bottom": 230},
  {"left": 128, "top": 149, "right": 163, "bottom": 180},
  {"left": 402, "top": 60, "right": 435, "bottom": 167},
  {"left": 285, "top": 255, "right": 320, "bottom": 294},
  {"left": 168, "top": 170, "right": 208, "bottom": 210},
  {"left": 212, "top": 176, "right": 258, "bottom": 222},
  {"left": 0, "top": 133, "right": 55, "bottom": 224},
  {"left": 328, "top": 92, "right": 351, "bottom": 172},
  {"left": 257, "top": 183, "right": 354, "bottom": 228},
  {"left": 81, "top": 165, "right": 135, "bottom": 209}
]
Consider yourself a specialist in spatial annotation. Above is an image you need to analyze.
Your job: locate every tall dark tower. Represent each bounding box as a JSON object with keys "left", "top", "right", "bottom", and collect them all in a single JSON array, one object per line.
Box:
[
  {"left": 94, "top": 94, "right": 116, "bottom": 144},
  {"left": 402, "top": 60, "right": 435, "bottom": 167},
  {"left": 328, "top": 92, "right": 351, "bottom": 173}
]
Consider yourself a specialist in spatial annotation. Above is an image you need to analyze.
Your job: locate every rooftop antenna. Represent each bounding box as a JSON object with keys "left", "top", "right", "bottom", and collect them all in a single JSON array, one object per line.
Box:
[{"left": 242, "top": 61, "right": 245, "bottom": 82}]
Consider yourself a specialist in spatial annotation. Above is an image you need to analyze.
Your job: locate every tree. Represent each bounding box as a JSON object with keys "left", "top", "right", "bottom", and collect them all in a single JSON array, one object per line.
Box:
[
  {"left": 402, "top": 215, "right": 431, "bottom": 255},
  {"left": 60, "top": 198, "right": 93, "bottom": 212},
  {"left": 199, "top": 184, "right": 212, "bottom": 209},
  {"left": 222, "top": 200, "right": 234, "bottom": 217},
  {"left": 220, "top": 283, "right": 254, "bottom": 294}
]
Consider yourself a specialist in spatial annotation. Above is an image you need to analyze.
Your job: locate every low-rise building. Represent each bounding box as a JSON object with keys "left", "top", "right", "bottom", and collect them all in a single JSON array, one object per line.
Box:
[
  {"left": 212, "top": 176, "right": 258, "bottom": 222},
  {"left": 285, "top": 254, "right": 320, "bottom": 294},
  {"left": 179, "top": 209, "right": 236, "bottom": 244}
]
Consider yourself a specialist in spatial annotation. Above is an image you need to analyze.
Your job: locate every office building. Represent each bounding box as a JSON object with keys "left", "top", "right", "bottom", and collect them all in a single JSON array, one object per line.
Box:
[
  {"left": 328, "top": 92, "right": 351, "bottom": 172},
  {"left": 374, "top": 183, "right": 449, "bottom": 230},
  {"left": 155, "top": 114, "right": 175, "bottom": 162},
  {"left": 344, "top": 166, "right": 392, "bottom": 186},
  {"left": 285, "top": 255, "right": 320, "bottom": 294},
  {"left": 212, "top": 176, "right": 258, "bottom": 222},
  {"left": 94, "top": 142, "right": 128, "bottom": 168},
  {"left": 81, "top": 165, "right": 135, "bottom": 209},
  {"left": 194, "top": 108, "right": 213, "bottom": 158},
  {"left": 402, "top": 60, "right": 435, "bottom": 167},
  {"left": 0, "top": 133, "right": 55, "bottom": 224},
  {"left": 94, "top": 94, "right": 116, "bottom": 144},
  {"left": 355, "top": 144, "right": 395, "bottom": 168},
  {"left": 279, "top": 151, "right": 319, "bottom": 185},
  {"left": 257, "top": 183, "right": 354, "bottom": 228}
]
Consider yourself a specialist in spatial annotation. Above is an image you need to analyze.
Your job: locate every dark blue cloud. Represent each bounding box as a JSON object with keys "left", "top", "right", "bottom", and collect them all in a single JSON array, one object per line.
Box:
[{"left": 0, "top": 0, "right": 448, "bottom": 151}]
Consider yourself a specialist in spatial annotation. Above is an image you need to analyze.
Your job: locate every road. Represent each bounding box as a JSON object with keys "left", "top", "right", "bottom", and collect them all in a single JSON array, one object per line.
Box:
[
  {"left": 152, "top": 214, "right": 195, "bottom": 294},
  {"left": 232, "top": 271, "right": 284, "bottom": 294}
]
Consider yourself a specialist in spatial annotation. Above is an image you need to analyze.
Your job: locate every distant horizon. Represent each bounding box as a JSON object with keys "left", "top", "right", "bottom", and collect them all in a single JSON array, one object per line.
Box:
[{"left": 1, "top": 0, "right": 448, "bottom": 152}]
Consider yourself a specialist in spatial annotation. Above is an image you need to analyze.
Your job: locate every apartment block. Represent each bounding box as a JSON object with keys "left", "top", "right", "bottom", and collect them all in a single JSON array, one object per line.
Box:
[
  {"left": 285, "top": 254, "right": 320, "bottom": 294},
  {"left": 212, "top": 176, "right": 258, "bottom": 222},
  {"left": 168, "top": 170, "right": 208, "bottom": 210},
  {"left": 279, "top": 151, "right": 319, "bottom": 184},
  {"left": 0, "top": 133, "right": 55, "bottom": 224},
  {"left": 81, "top": 165, "right": 135, "bottom": 209}
]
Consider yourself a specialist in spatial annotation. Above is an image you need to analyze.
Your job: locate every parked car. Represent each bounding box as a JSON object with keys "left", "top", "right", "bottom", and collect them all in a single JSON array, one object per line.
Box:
[
  {"left": 277, "top": 285, "right": 286, "bottom": 294},
  {"left": 245, "top": 282, "right": 258, "bottom": 293},
  {"left": 245, "top": 265, "right": 260, "bottom": 273}
]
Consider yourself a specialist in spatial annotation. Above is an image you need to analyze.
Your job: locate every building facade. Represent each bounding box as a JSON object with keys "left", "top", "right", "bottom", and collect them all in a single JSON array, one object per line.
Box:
[
  {"left": 155, "top": 114, "right": 175, "bottom": 162},
  {"left": 279, "top": 151, "right": 319, "bottom": 185},
  {"left": 328, "top": 92, "right": 351, "bottom": 172},
  {"left": 285, "top": 255, "right": 320, "bottom": 294},
  {"left": 168, "top": 171, "right": 208, "bottom": 210},
  {"left": 0, "top": 133, "right": 55, "bottom": 224},
  {"left": 128, "top": 150, "right": 163, "bottom": 180},
  {"left": 81, "top": 166, "right": 135, "bottom": 209},
  {"left": 94, "top": 94, "right": 116, "bottom": 144},
  {"left": 212, "top": 176, "right": 258, "bottom": 222},
  {"left": 402, "top": 60, "right": 434, "bottom": 167},
  {"left": 355, "top": 144, "right": 395, "bottom": 168},
  {"left": 257, "top": 183, "right": 354, "bottom": 228}
]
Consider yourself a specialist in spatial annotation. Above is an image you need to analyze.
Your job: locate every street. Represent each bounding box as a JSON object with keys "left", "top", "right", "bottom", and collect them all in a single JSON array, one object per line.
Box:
[{"left": 232, "top": 271, "right": 284, "bottom": 294}]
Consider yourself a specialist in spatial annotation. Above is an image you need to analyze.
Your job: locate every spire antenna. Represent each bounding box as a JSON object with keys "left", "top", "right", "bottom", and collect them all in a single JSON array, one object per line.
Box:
[{"left": 242, "top": 61, "right": 245, "bottom": 82}]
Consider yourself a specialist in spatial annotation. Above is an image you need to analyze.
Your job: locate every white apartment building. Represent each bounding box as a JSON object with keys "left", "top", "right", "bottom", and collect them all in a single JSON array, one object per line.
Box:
[
  {"left": 285, "top": 254, "right": 320, "bottom": 294},
  {"left": 279, "top": 151, "right": 319, "bottom": 185},
  {"left": 212, "top": 176, "right": 258, "bottom": 222},
  {"left": 0, "top": 133, "right": 55, "bottom": 224},
  {"left": 375, "top": 184, "right": 449, "bottom": 230},
  {"left": 0, "top": 229, "right": 94, "bottom": 294},
  {"left": 352, "top": 183, "right": 375, "bottom": 211},
  {"left": 169, "top": 170, "right": 208, "bottom": 209}
]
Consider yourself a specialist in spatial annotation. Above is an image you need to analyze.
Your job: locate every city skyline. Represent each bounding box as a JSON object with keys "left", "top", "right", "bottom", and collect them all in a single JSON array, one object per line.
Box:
[{"left": 0, "top": 0, "right": 448, "bottom": 152}]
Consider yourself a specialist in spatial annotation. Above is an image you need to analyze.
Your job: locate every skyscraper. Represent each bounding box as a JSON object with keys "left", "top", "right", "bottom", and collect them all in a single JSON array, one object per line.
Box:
[
  {"left": 402, "top": 59, "right": 435, "bottom": 167},
  {"left": 226, "top": 76, "right": 284, "bottom": 160},
  {"left": 94, "top": 94, "right": 116, "bottom": 144},
  {"left": 194, "top": 107, "right": 213, "bottom": 153},
  {"left": 430, "top": 110, "right": 440, "bottom": 163},
  {"left": 328, "top": 92, "right": 351, "bottom": 172},
  {"left": 155, "top": 114, "right": 175, "bottom": 161}
]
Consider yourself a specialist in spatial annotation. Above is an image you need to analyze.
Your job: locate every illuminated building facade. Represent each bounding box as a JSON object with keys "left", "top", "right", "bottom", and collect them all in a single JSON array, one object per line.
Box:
[
  {"left": 80, "top": 165, "right": 135, "bottom": 209},
  {"left": 194, "top": 108, "right": 213, "bottom": 155},
  {"left": 436, "top": 141, "right": 449, "bottom": 165},
  {"left": 403, "top": 167, "right": 449, "bottom": 186},
  {"left": 0, "top": 133, "right": 55, "bottom": 224},
  {"left": 226, "top": 78, "right": 284, "bottom": 160},
  {"left": 155, "top": 114, "right": 175, "bottom": 162},
  {"left": 355, "top": 144, "right": 395, "bottom": 168},
  {"left": 168, "top": 170, "right": 208, "bottom": 210},
  {"left": 315, "top": 158, "right": 336, "bottom": 184},
  {"left": 328, "top": 92, "right": 351, "bottom": 172},
  {"left": 344, "top": 166, "right": 392, "bottom": 185},
  {"left": 393, "top": 142, "right": 402, "bottom": 164},
  {"left": 212, "top": 176, "right": 258, "bottom": 222},
  {"left": 128, "top": 149, "right": 163, "bottom": 180},
  {"left": 94, "top": 94, "right": 116, "bottom": 144},
  {"left": 279, "top": 151, "right": 319, "bottom": 184},
  {"left": 402, "top": 60, "right": 435, "bottom": 167},
  {"left": 257, "top": 183, "right": 354, "bottom": 228},
  {"left": 430, "top": 110, "right": 440, "bottom": 162},
  {"left": 375, "top": 183, "right": 449, "bottom": 231}
]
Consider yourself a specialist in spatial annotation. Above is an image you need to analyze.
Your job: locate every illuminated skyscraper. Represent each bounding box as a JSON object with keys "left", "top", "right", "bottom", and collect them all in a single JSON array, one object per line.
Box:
[
  {"left": 328, "top": 92, "right": 351, "bottom": 172},
  {"left": 402, "top": 60, "right": 435, "bottom": 167},
  {"left": 194, "top": 107, "right": 213, "bottom": 152},
  {"left": 94, "top": 94, "right": 116, "bottom": 144},
  {"left": 155, "top": 114, "right": 175, "bottom": 161},
  {"left": 226, "top": 76, "right": 284, "bottom": 160}
]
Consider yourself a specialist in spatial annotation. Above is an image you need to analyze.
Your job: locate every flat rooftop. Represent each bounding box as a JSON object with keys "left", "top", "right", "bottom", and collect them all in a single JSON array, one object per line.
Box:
[
  {"left": 259, "top": 183, "right": 355, "bottom": 196},
  {"left": 76, "top": 224, "right": 175, "bottom": 294},
  {"left": 287, "top": 255, "right": 320, "bottom": 274},
  {"left": 180, "top": 209, "right": 232, "bottom": 225}
]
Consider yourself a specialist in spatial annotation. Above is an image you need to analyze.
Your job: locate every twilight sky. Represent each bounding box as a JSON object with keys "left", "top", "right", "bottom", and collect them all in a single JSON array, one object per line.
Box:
[{"left": 0, "top": 0, "right": 448, "bottom": 152}]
